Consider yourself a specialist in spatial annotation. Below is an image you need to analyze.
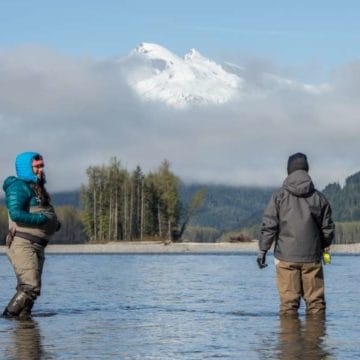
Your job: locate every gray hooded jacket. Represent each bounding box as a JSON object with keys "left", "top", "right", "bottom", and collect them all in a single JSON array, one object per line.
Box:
[{"left": 260, "top": 170, "right": 335, "bottom": 262}]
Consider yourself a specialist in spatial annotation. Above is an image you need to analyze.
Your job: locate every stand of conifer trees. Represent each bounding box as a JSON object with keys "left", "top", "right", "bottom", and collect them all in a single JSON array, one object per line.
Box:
[{"left": 80, "top": 158, "right": 181, "bottom": 242}]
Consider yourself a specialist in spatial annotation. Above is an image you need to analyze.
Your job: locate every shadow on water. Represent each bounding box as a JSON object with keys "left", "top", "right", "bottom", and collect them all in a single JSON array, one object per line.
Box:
[
  {"left": 276, "top": 315, "right": 332, "bottom": 360},
  {"left": 4, "top": 319, "right": 45, "bottom": 360}
]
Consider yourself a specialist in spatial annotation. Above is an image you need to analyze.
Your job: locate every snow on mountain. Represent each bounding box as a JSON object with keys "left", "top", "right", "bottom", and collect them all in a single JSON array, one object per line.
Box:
[
  {"left": 122, "top": 43, "right": 242, "bottom": 108},
  {"left": 118, "top": 43, "right": 330, "bottom": 108}
]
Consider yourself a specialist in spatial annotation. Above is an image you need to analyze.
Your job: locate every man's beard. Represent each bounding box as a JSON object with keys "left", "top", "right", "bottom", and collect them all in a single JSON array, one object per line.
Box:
[
  {"left": 34, "top": 174, "right": 51, "bottom": 206},
  {"left": 37, "top": 174, "right": 46, "bottom": 186}
]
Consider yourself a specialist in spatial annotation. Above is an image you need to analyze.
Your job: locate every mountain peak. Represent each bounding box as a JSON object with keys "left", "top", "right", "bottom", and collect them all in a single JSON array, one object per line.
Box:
[
  {"left": 122, "top": 42, "right": 329, "bottom": 109},
  {"left": 125, "top": 43, "right": 241, "bottom": 108},
  {"left": 134, "top": 42, "right": 166, "bottom": 54},
  {"left": 184, "top": 48, "right": 203, "bottom": 60},
  {"left": 132, "top": 42, "right": 180, "bottom": 64}
]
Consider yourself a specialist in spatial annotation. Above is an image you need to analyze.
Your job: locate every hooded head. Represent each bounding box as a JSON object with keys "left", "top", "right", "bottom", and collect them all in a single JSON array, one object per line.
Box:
[
  {"left": 15, "top": 152, "right": 45, "bottom": 183},
  {"left": 287, "top": 152, "right": 309, "bottom": 175}
]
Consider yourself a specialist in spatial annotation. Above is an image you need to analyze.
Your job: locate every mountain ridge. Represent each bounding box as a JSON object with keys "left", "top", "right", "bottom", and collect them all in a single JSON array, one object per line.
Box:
[
  {"left": 117, "top": 42, "right": 330, "bottom": 108},
  {"left": 122, "top": 42, "right": 241, "bottom": 107}
]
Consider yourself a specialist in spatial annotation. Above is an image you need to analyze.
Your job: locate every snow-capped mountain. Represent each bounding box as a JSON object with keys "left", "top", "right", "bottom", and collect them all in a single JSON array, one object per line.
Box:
[
  {"left": 121, "top": 43, "right": 242, "bottom": 108},
  {"left": 118, "top": 43, "right": 330, "bottom": 108}
]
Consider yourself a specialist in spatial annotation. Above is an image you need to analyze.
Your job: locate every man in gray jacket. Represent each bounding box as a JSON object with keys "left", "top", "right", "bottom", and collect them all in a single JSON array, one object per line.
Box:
[{"left": 257, "top": 153, "right": 335, "bottom": 315}]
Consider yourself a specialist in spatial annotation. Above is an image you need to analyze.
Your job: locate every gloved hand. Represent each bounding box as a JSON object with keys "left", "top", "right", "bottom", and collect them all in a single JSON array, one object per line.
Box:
[
  {"left": 56, "top": 221, "right": 61, "bottom": 232},
  {"left": 257, "top": 250, "right": 268, "bottom": 269}
]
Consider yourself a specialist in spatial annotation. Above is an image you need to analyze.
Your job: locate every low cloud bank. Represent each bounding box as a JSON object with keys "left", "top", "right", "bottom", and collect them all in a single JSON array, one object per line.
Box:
[{"left": 0, "top": 45, "right": 359, "bottom": 191}]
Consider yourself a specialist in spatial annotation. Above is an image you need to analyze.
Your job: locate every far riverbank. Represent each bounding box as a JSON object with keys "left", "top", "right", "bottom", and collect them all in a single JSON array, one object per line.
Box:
[{"left": 1, "top": 241, "right": 360, "bottom": 254}]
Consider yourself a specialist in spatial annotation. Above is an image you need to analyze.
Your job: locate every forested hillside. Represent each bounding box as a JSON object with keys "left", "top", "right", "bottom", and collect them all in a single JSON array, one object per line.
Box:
[
  {"left": 181, "top": 184, "right": 274, "bottom": 230},
  {"left": 184, "top": 170, "right": 360, "bottom": 231},
  {"left": 323, "top": 171, "right": 360, "bottom": 221}
]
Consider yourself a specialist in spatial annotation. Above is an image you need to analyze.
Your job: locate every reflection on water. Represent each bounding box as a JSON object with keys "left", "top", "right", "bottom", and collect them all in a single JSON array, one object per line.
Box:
[
  {"left": 6, "top": 320, "right": 44, "bottom": 360},
  {"left": 277, "top": 315, "right": 330, "bottom": 360}
]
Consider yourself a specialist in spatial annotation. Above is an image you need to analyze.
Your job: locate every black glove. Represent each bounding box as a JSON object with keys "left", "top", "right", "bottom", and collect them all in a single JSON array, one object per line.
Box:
[
  {"left": 257, "top": 250, "right": 268, "bottom": 269},
  {"left": 56, "top": 221, "right": 62, "bottom": 232}
]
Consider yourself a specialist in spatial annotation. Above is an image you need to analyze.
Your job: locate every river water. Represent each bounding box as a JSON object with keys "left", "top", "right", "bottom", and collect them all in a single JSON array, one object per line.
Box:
[{"left": 0, "top": 253, "right": 358, "bottom": 359}]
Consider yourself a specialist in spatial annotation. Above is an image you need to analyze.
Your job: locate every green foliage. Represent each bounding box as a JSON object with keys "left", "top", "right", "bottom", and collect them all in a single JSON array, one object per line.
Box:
[
  {"left": 81, "top": 158, "right": 182, "bottom": 242},
  {"left": 323, "top": 171, "right": 360, "bottom": 221},
  {"left": 177, "top": 187, "right": 207, "bottom": 240},
  {"left": 156, "top": 160, "right": 181, "bottom": 239},
  {"left": 334, "top": 221, "right": 360, "bottom": 244},
  {"left": 181, "top": 184, "right": 274, "bottom": 231},
  {"left": 81, "top": 158, "right": 130, "bottom": 242}
]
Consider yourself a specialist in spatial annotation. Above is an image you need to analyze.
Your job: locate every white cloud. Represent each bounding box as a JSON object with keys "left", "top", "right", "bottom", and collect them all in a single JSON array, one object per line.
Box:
[{"left": 0, "top": 45, "right": 359, "bottom": 192}]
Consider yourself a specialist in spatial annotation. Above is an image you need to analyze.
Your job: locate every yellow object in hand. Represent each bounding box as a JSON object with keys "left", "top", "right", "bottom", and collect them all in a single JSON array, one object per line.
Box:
[{"left": 323, "top": 251, "right": 331, "bottom": 265}]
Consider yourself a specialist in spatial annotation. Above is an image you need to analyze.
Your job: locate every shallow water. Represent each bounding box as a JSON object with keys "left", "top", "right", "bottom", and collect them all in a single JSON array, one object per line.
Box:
[{"left": 0, "top": 253, "right": 359, "bottom": 359}]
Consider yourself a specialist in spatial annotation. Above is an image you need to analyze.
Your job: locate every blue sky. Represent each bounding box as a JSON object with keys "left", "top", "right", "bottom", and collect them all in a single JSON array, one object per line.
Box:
[{"left": 1, "top": 0, "right": 359, "bottom": 67}]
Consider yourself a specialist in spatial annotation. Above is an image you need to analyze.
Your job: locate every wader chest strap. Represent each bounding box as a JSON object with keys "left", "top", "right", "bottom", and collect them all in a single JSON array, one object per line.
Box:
[{"left": 15, "top": 231, "right": 48, "bottom": 247}]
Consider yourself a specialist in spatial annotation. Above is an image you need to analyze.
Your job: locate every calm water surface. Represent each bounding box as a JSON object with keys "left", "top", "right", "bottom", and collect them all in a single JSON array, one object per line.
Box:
[{"left": 0, "top": 253, "right": 359, "bottom": 359}]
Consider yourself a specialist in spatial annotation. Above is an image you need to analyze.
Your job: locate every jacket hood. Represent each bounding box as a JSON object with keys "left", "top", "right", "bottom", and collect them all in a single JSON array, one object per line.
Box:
[
  {"left": 3, "top": 176, "right": 20, "bottom": 192},
  {"left": 283, "top": 170, "right": 315, "bottom": 197},
  {"left": 15, "top": 151, "right": 41, "bottom": 183}
]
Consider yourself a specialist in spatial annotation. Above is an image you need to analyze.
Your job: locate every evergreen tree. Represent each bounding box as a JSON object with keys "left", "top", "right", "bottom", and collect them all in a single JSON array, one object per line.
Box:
[
  {"left": 177, "top": 187, "right": 207, "bottom": 240},
  {"left": 157, "top": 160, "right": 181, "bottom": 241},
  {"left": 80, "top": 158, "right": 182, "bottom": 242}
]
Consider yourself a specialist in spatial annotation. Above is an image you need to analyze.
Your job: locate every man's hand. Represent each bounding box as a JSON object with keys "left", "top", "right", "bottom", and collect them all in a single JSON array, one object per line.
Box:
[
  {"left": 5, "top": 227, "right": 16, "bottom": 248},
  {"left": 257, "top": 250, "right": 268, "bottom": 269}
]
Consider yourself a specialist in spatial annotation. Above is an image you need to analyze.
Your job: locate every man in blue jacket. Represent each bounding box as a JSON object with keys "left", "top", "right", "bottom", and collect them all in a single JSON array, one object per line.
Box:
[
  {"left": 257, "top": 153, "right": 335, "bottom": 315},
  {"left": 3, "top": 152, "right": 60, "bottom": 319}
]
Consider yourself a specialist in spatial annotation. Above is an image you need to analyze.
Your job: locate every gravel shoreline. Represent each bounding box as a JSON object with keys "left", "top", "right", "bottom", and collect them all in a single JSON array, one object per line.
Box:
[{"left": 1, "top": 241, "right": 360, "bottom": 254}]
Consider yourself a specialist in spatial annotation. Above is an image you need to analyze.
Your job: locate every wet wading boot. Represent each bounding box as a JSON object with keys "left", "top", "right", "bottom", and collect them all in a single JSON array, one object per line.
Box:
[
  {"left": 2, "top": 291, "right": 34, "bottom": 320},
  {"left": 18, "top": 300, "right": 35, "bottom": 320}
]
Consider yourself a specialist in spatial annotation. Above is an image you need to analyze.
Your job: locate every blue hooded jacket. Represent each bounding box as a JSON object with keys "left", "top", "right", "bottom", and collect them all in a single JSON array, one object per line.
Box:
[
  {"left": 3, "top": 152, "right": 47, "bottom": 225},
  {"left": 16, "top": 151, "right": 42, "bottom": 183}
]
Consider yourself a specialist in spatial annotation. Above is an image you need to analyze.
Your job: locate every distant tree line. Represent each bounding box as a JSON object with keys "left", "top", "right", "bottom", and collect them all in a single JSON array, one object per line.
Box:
[
  {"left": 80, "top": 158, "right": 182, "bottom": 242},
  {"left": 2, "top": 165, "right": 360, "bottom": 244},
  {"left": 0, "top": 158, "right": 205, "bottom": 245}
]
